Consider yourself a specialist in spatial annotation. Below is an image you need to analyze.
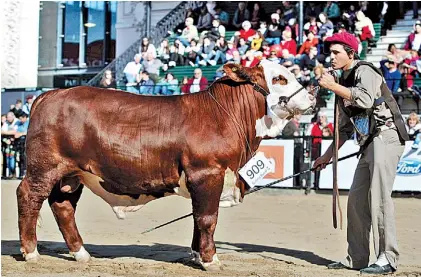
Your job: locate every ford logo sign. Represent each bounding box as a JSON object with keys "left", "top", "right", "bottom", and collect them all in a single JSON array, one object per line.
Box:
[{"left": 397, "top": 159, "right": 421, "bottom": 176}]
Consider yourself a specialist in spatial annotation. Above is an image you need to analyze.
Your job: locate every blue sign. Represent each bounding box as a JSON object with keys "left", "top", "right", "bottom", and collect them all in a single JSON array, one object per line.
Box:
[{"left": 397, "top": 159, "right": 421, "bottom": 176}]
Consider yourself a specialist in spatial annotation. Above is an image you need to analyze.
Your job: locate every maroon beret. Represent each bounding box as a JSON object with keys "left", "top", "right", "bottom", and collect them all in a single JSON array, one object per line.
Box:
[{"left": 324, "top": 32, "right": 359, "bottom": 54}]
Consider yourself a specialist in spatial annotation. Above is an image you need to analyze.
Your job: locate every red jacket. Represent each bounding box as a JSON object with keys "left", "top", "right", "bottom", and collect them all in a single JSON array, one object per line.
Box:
[
  {"left": 239, "top": 29, "right": 256, "bottom": 41},
  {"left": 298, "top": 38, "right": 319, "bottom": 55},
  {"left": 241, "top": 57, "right": 260, "bottom": 67},
  {"left": 311, "top": 122, "right": 334, "bottom": 144},
  {"left": 281, "top": 39, "right": 297, "bottom": 56},
  {"left": 182, "top": 77, "right": 208, "bottom": 94}
]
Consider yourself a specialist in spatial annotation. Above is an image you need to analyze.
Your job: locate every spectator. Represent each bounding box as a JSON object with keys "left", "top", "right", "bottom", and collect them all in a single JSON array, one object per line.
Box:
[
  {"left": 196, "top": 6, "right": 213, "bottom": 32},
  {"left": 203, "top": 19, "right": 225, "bottom": 43},
  {"left": 323, "top": 1, "right": 341, "bottom": 24},
  {"left": 261, "top": 41, "right": 271, "bottom": 59},
  {"left": 197, "top": 37, "right": 216, "bottom": 66},
  {"left": 304, "top": 3, "right": 322, "bottom": 21},
  {"left": 214, "top": 5, "right": 229, "bottom": 27},
  {"left": 99, "top": 70, "right": 116, "bottom": 89},
  {"left": 123, "top": 54, "right": 142, "bottom": 92},
  {"left": 206, "top": 1, "right": 217, "bottom": 17},
  {"left": 303, "top": 17, "right": 321, "bottom": 36},
  {"left": 175, "top": 17, "right": 199, "bottom": 47},
  {"left": 281, "top": 27, "right": 297, "bottom": 56},
  {"left": 225, "top": 41, "right": 238, "bottom": 62},
  {"left": 22, "top": 95, "right": 35, "bottom": 116},
  {"left": 250, "top": 2, "right": 265, "bottom": 29},
  {"left": 154, "top": 72, "right": 180, "bottom": 95},
  {"left": 354, "top": 10, "right": 375, "bottom": 43},
  {"left": 403, "top": 50, "right": 420, "bottom": 89},
  {"left": 139, "top": 37, "right": 156, "bottom": 59},
  {"left": 299, "top": 46, "right": 319, "bottom": 71},
  {"left": 238, "top": 20, "right": 256, "bottom": 42},
  {"left": 1, "top": 114, "right": 6, "bottom": 128},
  {"left": 10, "top": 100, "right": 23, "bottom": 118},
  {"left": 142, "top": 52, "right": 164, "bottom": 83},
  {"left": 184, "top": 39, "right": 199, "bottom": 67},
  {"left": 342, "top": 5, "right": 357, "bottom": 32},
  {"left": 318, "top": 13, "right": 334, "bottom": 37},
  {"left": 267, "top": 50, "right": 280, "bottom": 63},
  {"left": 282, "top": 1, "right": 296, "bottom": 23},
  {"left": 385, "top": 43, "right": 408, "bottom": 64},
  {"left": 169, "top": 39, "right": 185, "bottom": 67},
  {"left": 231, "top": 50, "right": 242, "bottom": 64},
  {"left": 280, "top": 49, "right": 295, "bottom": 69},
  {"left": 406, "top": 112, "right": 421, "bottom": 140},
  {"left": 298, "top": 31, "right": 319, "bottom": 56},
  {"left": 404, "top": 20, "right": 421, "bottom": 51},
  {"left": 282, "top": 110, "right": 303, "bottom": 187},
  {"left": 1, "top": 112, "right": 18, "bottom": 178},
  {"left": 266, "top": 13, "right": 282, "bottom": 45},
  {"left": 380, "top": 57, "right": 402, "bottom": 106},
  {"left": 237, "top": 38, "right": 249, "bottom": 56},
  {"left": 232, "top": 2, "right": 250, "bottom": 29},
  {"left": 258, "top": 21, "right": 268, "bottom": 38},
  {"left": 138, "top": 71, "right": 155, "bottom": 95},
  {"left": 241, "top": 50, "right": 259, "bottom": 67},
  {"left": 209, "top": 36, "right": 228, "bottom": 65},
  {"left": 14, "top": 112, "right": 29, "bottom": 179},
  {"left": 157, "top": 39, "right": 171, "bottom": 65},
  {"left": 251, "top": 31, "right": 264, "bottom": 51},
  {"left": 322, "top": 126, "right": 333, "bottom": 137},
  {"left": 182, "top": 68, "right": 208, "bottom": 94}
]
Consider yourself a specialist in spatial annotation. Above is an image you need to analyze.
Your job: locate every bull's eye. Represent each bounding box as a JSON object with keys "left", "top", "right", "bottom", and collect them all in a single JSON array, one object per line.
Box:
[{"left": 272, "top": 75, "right": 287, "bottom": 85}]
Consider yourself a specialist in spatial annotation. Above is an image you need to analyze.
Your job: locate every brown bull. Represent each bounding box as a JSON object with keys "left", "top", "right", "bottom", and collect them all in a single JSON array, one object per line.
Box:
[{"left": 17, "top": 62, "right": 315, "bottom": 270}]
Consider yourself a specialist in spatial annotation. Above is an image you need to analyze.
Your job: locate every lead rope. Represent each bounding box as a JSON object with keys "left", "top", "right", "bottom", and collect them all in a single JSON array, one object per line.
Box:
[{"left": 333, "top": 95, "right": 343, "bottom": 229}]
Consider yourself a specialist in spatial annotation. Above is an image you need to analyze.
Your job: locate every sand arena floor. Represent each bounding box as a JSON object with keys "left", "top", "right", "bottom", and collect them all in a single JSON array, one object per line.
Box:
[{"left": 2, "top": 180, "right": 421, "bottom": 277}]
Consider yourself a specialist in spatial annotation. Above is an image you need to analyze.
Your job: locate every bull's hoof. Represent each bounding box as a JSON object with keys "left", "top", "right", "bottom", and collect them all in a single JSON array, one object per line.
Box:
[
  {"left": 70, "top": 246, "right": 91, "bottom": 262},
  {"left": 191, "top": 251, "right": 222, "bottom": 271},
  {"left": 23, "top": 248, "right": 40, "bottom": 263}
]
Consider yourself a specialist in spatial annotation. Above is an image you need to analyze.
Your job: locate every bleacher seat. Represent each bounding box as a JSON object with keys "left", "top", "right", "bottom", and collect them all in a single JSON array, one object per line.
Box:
[{"left": 164, "top": 65, "right": 222, "bottom": 81}]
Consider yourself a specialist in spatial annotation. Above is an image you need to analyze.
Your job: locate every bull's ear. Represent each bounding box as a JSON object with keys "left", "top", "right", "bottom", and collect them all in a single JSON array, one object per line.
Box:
[{"left": 223, "top": 63, "right": 247, "bottom": 82}]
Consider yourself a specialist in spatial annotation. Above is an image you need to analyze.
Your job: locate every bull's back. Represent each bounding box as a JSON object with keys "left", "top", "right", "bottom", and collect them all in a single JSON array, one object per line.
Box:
[{"left": 27, "top": 87, "right": 186, "bottom": 180}]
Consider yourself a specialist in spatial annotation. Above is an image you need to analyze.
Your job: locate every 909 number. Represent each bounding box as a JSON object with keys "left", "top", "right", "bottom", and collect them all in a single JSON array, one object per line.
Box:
[{"left": 246, "top": 160, "right": 265, "bottom": 179}]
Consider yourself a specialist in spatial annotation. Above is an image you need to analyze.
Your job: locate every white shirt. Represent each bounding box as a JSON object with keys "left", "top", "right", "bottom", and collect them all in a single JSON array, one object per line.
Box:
[
  {"left": 412, "top": 33, "right": 421, "bottom": 51},
  {"left": 190, "top": 78, "right": 201, "bottom": 93},
  {"left": 123, "top": 61, "right": 142, "bottom": 76}
]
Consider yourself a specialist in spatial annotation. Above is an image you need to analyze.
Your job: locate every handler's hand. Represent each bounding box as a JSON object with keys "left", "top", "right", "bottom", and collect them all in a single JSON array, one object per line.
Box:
[
  {"left": 319, "top": 72, "right": 336, "bottom": 90},
  {"left": 313, "top": 154, "right": 331, "bottom": 171}
]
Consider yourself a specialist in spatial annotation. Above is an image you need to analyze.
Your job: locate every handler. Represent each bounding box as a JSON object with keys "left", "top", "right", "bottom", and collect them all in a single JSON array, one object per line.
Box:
[{"left": 314, "top": 32, "right": 409, "bottom": 274}]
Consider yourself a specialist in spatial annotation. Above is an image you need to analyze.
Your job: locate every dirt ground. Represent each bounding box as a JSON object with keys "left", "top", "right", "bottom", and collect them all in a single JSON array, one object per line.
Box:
[{"left": 2, "top": 180, "right": 421, "bottom": 277}]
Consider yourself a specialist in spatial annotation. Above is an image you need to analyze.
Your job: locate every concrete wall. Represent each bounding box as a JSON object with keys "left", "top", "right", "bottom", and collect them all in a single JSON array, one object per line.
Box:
[{"left": 1, "top": 0, "right": 40, "bottom": 88}]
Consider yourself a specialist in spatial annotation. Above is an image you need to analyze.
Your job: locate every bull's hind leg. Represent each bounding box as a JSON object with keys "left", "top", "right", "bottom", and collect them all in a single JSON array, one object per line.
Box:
[
  {"left": 48, "top": 177, "right": 90, "bottom": 262},
  {"left": 187, "top": 168, "right": 224, "bottom": 271},
  {"left": 17, "top": 176, "right": 57, "bottom": 262}
]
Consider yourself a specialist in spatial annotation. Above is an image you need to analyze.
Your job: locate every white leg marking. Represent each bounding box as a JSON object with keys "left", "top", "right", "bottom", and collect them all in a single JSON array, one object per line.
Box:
[
  {"left": 174, "top": 171, "right": 191, "bottom": 199},
  {"left": 70, "top": 246, "right": 91, "bottom": 262},
  {"left": 219, "top": 169, "right": 241, "bottom": 208},
  {"left": 23, "top": 247, "right": 40, "bottom": 263},
  {"left": 191, "top": 250, "right": 221, "bottom": 269}
]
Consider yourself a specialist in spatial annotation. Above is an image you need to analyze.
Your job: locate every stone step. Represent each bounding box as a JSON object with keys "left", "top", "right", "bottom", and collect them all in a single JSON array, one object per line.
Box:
[
  {"left": 391, "top": 25, "right": 413, "bottom": 32},
  {"left": 365, "top": 55, "right": 384, "bottom": 63},
  {"left": 369, "top": 48, "right": 388, "bottom": 55},
  {"left": 375, "top": 42, "right": 404, "bottom": 49},
  {"left": 386, "top": 30, "right": 412, "bottom": 36},
  {"left": 379, "top": 36, "right": 408, "bottom": 44}
]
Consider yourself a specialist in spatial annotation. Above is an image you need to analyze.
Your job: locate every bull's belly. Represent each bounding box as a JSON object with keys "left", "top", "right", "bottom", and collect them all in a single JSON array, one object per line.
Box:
[{"left": 66, "top": 169, "right": 241, "bottom": 219}]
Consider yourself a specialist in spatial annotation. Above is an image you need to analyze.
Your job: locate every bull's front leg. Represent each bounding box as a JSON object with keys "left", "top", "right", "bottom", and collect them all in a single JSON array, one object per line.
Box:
[{"left": 187, "top": 168, "right": 224, "bottom": 271}]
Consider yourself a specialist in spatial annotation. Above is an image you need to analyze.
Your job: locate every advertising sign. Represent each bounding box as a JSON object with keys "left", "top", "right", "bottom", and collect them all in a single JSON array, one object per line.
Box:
[
  {"left": 254, "top": 139, "right": 295, "bottom": 188},
  {"left": 319, "top": 139, "right": 421, "bottom": 192}
]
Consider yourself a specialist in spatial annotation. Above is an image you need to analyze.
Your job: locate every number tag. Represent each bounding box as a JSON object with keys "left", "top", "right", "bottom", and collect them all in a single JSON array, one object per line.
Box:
[{"left": 239, "top": 152, "right": 274, "bottom": 188}]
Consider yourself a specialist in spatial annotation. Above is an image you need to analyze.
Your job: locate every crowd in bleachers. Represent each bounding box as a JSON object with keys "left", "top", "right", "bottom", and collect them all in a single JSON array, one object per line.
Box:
[
  {"left": 95, "top": 1, "right": 418, "bottom": 112},
  {"left": 1, "top": 95, "right": 34, "bottom": 179}
]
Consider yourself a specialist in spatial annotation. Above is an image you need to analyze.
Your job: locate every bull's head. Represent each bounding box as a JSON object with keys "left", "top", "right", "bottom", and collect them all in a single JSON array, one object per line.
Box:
[{"left": 223, "top": 60, "right": 316, "bottom": 120}]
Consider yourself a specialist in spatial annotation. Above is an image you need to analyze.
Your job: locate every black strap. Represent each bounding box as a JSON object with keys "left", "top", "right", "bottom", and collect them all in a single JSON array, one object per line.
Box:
[{"left": 348, "top": 61, "right": 409, "bottom": 143}]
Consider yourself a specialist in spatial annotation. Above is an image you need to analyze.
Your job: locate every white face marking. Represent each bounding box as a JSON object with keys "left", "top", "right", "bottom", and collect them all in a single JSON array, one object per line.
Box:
[
  {"left": 255, "top": 115, "right": 288, "bottom": 138},
  {"left": 259, "top": 60, "right": 316, "bottom": 119}
]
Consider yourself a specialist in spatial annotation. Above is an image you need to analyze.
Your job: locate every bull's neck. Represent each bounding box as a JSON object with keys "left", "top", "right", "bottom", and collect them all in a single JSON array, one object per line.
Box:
[{"left": 208, "top": 81, "right": 266, "bottom": 156}]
